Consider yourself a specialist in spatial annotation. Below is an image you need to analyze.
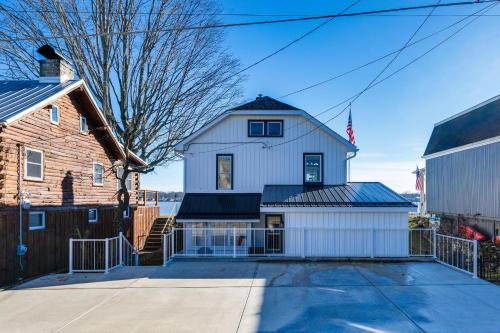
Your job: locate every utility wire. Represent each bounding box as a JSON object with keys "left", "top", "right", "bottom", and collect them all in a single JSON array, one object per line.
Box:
[
  {"left": 268, "top": 2, "right": 496, "bottom": 149},
  {"left": 234, "top": 0, "right": 362, "bottom": 76},
  {"left": 0, "top": 1, "right": 498, "bottom": 42},
  {"left": 188, "top": 2, "right": 494, "bottom": 155}
]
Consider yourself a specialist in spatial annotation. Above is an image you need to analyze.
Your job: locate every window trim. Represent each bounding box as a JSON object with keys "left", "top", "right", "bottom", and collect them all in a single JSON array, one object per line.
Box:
[
  {"left": 247, "top": 120, "right": 265, "bottom": 137},
  {"left": 29, "top": 211, "right": 46, "bottom": 231},
  {"left": 303, "top": 153, "right": 324, "bottom": 185},
  {"left": 88, "top": 208, "right": 98, "bottom": 223},
  {"left": 93, "top": 162, "right": 104, "bottom": 186},
  {"left": 248, "top": 120, "right": 283, "bottom": 137},
  {"left": 24, "top": 147, "right": 44, "bottom": 181},
  {"left": 123, "top": 206, "right": 131, "bottom": 219},
  {"left": 116, "top": 167, "right": 133, "bottom": 192},
  {"left": 50, "top": 105, "right": 59, "bottom": 125},
  {"left": 216, "top": 154, "right": 233, "bottom": 190},
  {"left": 80, "top": 115, "right": 88, "bottom": 134}
]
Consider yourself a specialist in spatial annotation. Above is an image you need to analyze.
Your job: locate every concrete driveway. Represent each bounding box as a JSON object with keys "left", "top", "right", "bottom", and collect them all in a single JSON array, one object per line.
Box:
[{"left": 0, "top": 261, "right": 499, "bottom": 333}]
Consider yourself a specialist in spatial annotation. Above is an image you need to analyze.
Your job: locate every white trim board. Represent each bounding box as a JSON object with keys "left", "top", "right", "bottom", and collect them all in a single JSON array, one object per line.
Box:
[
  {"left": 176, "top": 219, "right": 260, "bottom": 223},
  {"left": 423, "top": 135, "right": 500, "bottom": 160},
  {"left": 260, "top": 206, "right": 416, "bottom": 213}
]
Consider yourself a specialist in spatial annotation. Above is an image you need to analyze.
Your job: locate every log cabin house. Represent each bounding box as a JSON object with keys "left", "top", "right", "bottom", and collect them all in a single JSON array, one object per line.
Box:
[{"left": 0, "top": 45, "right": 157, "bottom": 285}]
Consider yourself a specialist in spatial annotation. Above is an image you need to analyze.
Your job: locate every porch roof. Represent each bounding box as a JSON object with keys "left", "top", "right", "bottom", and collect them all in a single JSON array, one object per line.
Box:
[
  {"left": 176, "top": 193, "right": 261, "bottom": 221},
  {"left": 261, "top": 183, "right": 415, "bottom": 208}
]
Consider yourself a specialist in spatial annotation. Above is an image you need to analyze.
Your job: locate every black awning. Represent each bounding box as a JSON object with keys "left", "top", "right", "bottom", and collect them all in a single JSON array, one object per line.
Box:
[
  {"left": 176, "top": 193, "right": 261, "bottom": 220},
  {"left": 261, "top": 183, "right": 415, "bottom": 208}
]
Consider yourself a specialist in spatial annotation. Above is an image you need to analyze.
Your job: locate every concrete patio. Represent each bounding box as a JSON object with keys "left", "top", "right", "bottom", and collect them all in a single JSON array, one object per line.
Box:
[{"left": 0, "top": 261, "right": 499, "bottom": 332}]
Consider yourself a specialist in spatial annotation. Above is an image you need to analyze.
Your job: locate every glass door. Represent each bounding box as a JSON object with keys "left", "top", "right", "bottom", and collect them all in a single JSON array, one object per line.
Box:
[{"left": 266, "top": 215, "right": 284, "bottom": 254}]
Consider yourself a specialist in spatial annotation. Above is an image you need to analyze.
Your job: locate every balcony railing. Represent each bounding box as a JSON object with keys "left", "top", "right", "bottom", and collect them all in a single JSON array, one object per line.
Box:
[{"left": 136, "top": 189, "right": 159, "bottom": 206}]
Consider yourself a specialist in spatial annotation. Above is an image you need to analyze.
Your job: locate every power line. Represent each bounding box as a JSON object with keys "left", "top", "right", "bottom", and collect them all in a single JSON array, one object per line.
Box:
[
  {"left": 0, "top": 1, "right": 498, "bottom": 42},
  {"left": 185, "top": 3, "right": 494, "bottom": 155},
  {"left": 234, "top": 0, "right": 362, "bottom": 76},
  {"left": 268, "top": 2, "right": 496, "bottom": 150}
]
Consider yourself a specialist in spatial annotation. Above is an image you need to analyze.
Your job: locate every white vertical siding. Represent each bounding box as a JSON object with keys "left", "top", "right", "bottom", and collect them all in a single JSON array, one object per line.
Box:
[
  {"left": 184, "top": 114, "right": 350, "bottom": 193},
  {"left": 283, "top": 211, "right": 409, "bottom": 257},
  {"left": 426, "top": 141, "right": 500, "bottom": 219}
]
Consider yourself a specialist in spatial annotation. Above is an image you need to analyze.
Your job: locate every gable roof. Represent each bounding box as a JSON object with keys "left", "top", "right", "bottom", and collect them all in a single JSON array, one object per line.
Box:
[
  {"left": 175, "top": 96, "right": 357, "bottom": 152},
  {"left": 0, "top": 79, "right": 147, "bottom": 167},
  {"left": 261, "top": 183, "right": 415, "bottom": 208},
  {"left": 423, "top": 94, "right": 500, "bottom": 158},
  {"left": 229, "top": 95, "right": 301, "bottom": 111}
]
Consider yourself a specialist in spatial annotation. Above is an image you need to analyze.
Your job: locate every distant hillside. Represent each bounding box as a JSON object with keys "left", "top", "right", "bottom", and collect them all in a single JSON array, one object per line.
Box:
[
  {"left": 158, "top": 191, "right": 184, "bottom": 201},
  {"left": 399, "top": 192, "right": 420, "bottom": 202}
]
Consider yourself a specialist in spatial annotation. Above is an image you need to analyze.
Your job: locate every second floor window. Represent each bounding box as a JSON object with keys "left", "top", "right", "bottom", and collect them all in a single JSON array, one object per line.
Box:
[
  {"left": 217, "top": 154, "right": 233, "bottom": 190},
  {"left": 93, "top": 162, "right": 104, "bottom": 186},
  {"left": 304, "top": 153, "right": 323, "bottom": 185},
  {"left": 80, "top": 115, "right": 88, "bottom": 133},
  {"left": 25, "top": 148, "right": 43, "bottom": 181}
]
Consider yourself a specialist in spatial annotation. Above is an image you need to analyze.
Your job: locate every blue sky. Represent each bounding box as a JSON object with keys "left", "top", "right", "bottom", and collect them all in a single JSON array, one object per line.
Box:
[{"left": 141, "top": 0, "right": 500, "bottom": 193}]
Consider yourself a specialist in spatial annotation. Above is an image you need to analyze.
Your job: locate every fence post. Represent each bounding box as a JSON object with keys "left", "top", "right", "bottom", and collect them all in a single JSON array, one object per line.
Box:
[
  {"left": 171, "top": 227, "right": 175, "bottom": 258},
  {"left": 163, "top": 233, "right": 167, "bottom": 267},
  {"left": 233, "top": 227, "right": 236, "bottom": 258},
  {"left": 433, "top": 229, "right": 437, "bottom": 259},
  {"left": 68, "top": 238, "right": 73, "bottom": 274},
  {"left": 473, "top": 240, "right": 478, "bottom": 279},
  {"left": 104, "top": 238, "right": 109, "bottom": 274},
  {"left": 119, "top": 232, "right": 123, "bottom": 266}
]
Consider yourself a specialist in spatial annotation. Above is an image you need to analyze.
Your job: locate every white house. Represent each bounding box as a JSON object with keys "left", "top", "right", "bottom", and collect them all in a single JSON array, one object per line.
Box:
[{"left": 174, "top": 96, "right": 415, "bottom": 257}]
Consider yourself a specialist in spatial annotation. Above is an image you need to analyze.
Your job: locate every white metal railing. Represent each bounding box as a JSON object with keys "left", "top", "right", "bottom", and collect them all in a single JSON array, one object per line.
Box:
[
  {"left": 435, "top": 233, "right": 477, "bottom": 278},
  {"left": 163, "top": 232, "right": 174, "bottom": 266},
  {"left": 69, "top": 232, "right": 139, "bottom": 273},
  {"left": 168, "top": 227, "right": 411, "bottom": 259},
  {"left": 409, "top": 228, "right": 435, "bottom": 257}
]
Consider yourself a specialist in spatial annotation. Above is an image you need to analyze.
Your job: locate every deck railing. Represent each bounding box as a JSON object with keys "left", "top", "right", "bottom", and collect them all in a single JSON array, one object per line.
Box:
[
  {"left": 69, "top": 232, "right": 139, "bottom": 273},
  {"left": 435, "top": 233, "right": 477, "bottom": 277},
  {"left": 136, "top": 189, "right": 159, "bottom": 206}
]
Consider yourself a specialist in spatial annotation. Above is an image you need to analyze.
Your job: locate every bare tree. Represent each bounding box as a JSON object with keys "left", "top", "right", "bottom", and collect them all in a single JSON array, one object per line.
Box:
[{"left": 0, "top": 0, "right": 242, "bottom": 231}]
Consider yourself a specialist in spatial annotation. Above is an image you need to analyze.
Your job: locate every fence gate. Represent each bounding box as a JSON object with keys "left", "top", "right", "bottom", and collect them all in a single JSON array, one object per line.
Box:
[{"left": 69, "top": 232, "right": 139, "bottom": 273}]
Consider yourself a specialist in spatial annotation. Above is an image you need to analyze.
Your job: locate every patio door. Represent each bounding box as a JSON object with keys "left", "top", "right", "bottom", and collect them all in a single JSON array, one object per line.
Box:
[{"left": 266, "top": 215, "right": 283, "bottom": 254}]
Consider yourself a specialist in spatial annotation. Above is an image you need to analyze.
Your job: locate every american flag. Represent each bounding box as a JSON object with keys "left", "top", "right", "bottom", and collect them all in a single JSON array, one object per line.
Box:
[
  {"left": 415, "top": 166, "right": 424, "bottom": 192},
  {"left": 346, "top": 108, "right": 355, "bottom": 144}
]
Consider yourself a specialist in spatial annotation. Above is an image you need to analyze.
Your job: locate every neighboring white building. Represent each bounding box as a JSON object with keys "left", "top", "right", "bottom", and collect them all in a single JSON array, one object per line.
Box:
[{"left": 175, "top": 96, "right": 415, "bottom": 257}]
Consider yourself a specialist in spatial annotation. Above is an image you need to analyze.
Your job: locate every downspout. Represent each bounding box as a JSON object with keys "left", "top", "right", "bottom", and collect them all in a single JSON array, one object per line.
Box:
[
  {"left": 16, "top": 143, "right": 27, "bottom": 272},
  {"left": 346, "top": 150, "right": 357, "bottom": 182}
]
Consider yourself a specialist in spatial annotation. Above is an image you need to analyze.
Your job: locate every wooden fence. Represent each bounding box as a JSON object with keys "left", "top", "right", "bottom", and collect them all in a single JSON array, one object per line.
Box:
[
  {"left": 130, "top": 206, "right": 161, "bottom": 251},
  {"left": 0, "top": 205, "right": 159, "bottom": 286}
]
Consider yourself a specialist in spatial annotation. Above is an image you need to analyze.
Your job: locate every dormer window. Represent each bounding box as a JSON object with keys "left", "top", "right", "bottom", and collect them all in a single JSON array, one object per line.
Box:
[
  {"left": 50, "top": 105, "right": 59, "bottom": 124},
  {"left": 248, "top": 120, "right": 283, "bottom": 137},
  {"left": 80, "top": 115, "right": 88, "bottom": 134}
]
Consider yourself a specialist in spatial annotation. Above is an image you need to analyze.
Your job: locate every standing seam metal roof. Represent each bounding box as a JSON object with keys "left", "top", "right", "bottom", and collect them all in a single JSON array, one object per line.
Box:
[
  {"left": 0, "top": 80, "right": 78, "bottom": 122},
  {"left": 261, "top": 183, "right": 415, "bottom": 207}
]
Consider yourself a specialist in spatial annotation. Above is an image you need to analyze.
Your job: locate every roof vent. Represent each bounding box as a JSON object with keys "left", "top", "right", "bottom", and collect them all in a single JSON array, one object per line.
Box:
[
  {"left": 37, "top": 45, "right": 74, "bottom": 84},
  {"left": 256, "top": 94, "right": 263, "bottom": 100}
]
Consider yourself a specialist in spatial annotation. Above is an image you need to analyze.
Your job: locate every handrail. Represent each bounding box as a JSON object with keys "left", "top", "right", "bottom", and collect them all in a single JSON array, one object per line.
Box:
[{"left": 161, "top": 203, "right": 178, "bottom": 234}]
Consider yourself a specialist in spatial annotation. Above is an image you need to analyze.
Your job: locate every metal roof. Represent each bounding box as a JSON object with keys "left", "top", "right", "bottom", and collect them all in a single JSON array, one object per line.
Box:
[
  {"left": 177, "top": 193, "right": 261, "bottom": 220},
  {"left": 230, "top": 95, "right": 301, "bottom": 111},
  {"left": 0, "top": 80, "right": 79, "bottom": 122},
  {"left": 261, "top": 183, "right": 415, "bottom": 207},
  {"left": 424, "top": 96, "right": 500, "bottom": 156}
]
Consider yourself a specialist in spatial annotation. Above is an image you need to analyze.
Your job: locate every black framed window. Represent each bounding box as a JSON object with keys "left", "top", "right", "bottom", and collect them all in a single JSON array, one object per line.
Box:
[
  {"left": 248, "top": 121, "right": 265, "bottom": 136},
  {"left": 216, "top": 154, "right": 233, "bottom": 190},
  {"left": 248, "top": 120, "right": 283, "bottom": 137},
  {"left": 304, "top": 153, "right": 323, "bottom": 185}
]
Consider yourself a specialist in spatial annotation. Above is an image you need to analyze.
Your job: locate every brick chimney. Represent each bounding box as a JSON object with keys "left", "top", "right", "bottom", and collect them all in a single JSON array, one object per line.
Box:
[{"left": 37, "top": 45, "right": 74, "bottom": 83}]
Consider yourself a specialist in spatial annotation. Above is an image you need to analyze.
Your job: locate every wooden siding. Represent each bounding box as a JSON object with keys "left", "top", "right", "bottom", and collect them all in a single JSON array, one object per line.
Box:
[
  {"left": 426, "top": 141, "right": 500, "bottom": 219},
  {"left": 0, "top": 90, "right": 139, "bottom": 207},
  {"left": 184, "top": 114, "right": 350, "bottom": 193},
  {"left": 0, "top": 205, "right": 159, "bottom": 286},
  {"left": 130, "top": 206, "right": 160, "bottom": 250}
]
